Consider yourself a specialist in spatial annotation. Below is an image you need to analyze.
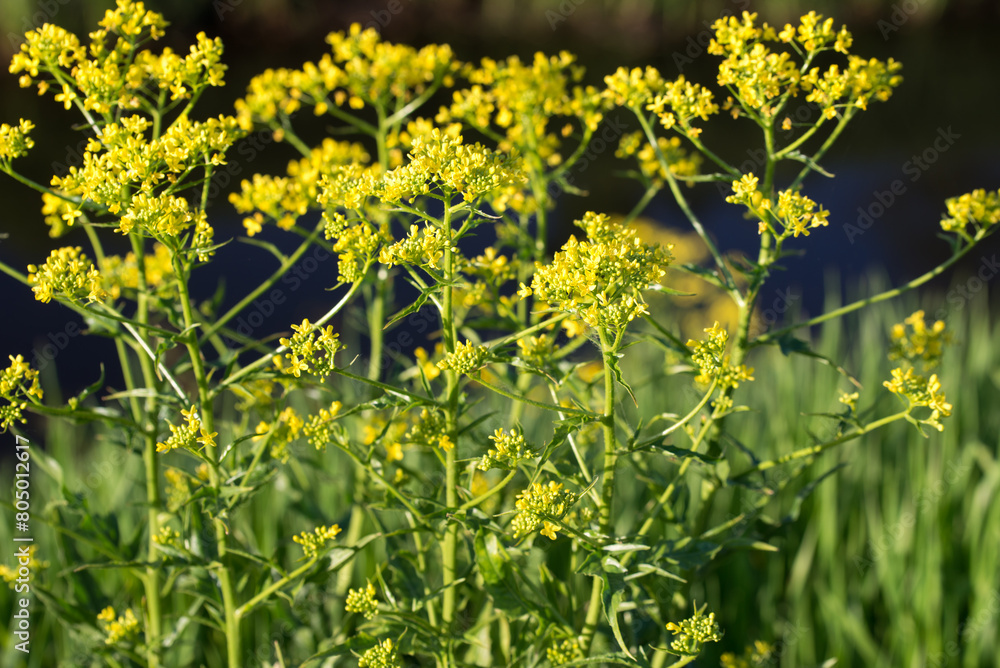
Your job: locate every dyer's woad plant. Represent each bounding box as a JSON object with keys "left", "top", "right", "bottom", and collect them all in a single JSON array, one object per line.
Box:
[{"left": 1, "top": 2, "right": 997, "bottom": 666}]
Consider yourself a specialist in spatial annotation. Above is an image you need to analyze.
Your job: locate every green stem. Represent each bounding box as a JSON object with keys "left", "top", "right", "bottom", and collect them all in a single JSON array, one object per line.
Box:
[
  {"left": 753, "top": 234, "right": 983, "bottom": 346},
  {"left": 213, "top": 273, "right": 368, "bottom": 396},
  {"left": 367, "top": 267, "right": 388, "bottom": 382},
  {"left": 581, "top": 327, "right": 621, "bottom": 656},
  {"left": 175, "top": 250, "right": 241, "bottom": 668},
  {"left": 456, "top": 469, "right": 518, "bottom": 513},
  {"left": 234, "top": 556, "right": 318, "bottom": 619},
  {"left": 471, "top": 372, "right": 601, "bottom": 419},
  {"left": 128, "top": 235, "right": 163, "bottom": 668},
  {"left": 440, "top": 203, "right": 459, "bottom": 633},
  {"left": 732, "top": 410, "right": 909, "bottom": 480},
  {"left": 199, "top": 222, "right": 325, "bottom": 343},
  {"left": 788, "top": 108, "right": 856, "bottom": 191},
  {"left": 634, "top": 110, "right": 738, "bottom": 295}
]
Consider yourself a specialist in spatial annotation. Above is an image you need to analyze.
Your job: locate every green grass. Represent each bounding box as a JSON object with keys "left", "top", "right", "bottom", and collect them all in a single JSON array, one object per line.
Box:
[
  {"left": 2, "top": 271, "right": 997, "bottom": 667},
  {"left": 700, "top": 273, "right": 1000, "bottom": 667}
]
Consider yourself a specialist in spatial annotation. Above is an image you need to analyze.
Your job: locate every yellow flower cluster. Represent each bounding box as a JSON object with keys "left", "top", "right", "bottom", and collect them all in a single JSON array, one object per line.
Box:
[
  {"left": 332, "top": 221, "right": 382, "bottom": 283},
  {"left": 686, "top": 322, "right": 754, "bottom": 395},
  {"left": 516, "top": 333, "right": 555, "bottom": 369},
  {"left": 727, "top": 173, "right": 829, "bottom": 238},
  {"left": 303, "top": 401, "right": 343, "bottom": 451},
  {"left": 771, "top": 188, "right": 830, "bottom": 237},
  {"left": 47, "top": 114, "right": 241, "bottom": 237},
  {"left": 156, "top": 406, "right": 217, "bottom": 453},
  {"left": 359, "top": 129, "right": 524, "bottom": 205},
  {"left": 1, "top": 355, "right": 43, "bottom": 431},
  {"left": 526, "top": 212, "right": 672, "bottom": 331},
  {"left": 468, "top": 246, "right": 517, "bottom": 283},
  {"left": 99, "top": 243, "right": 176, "bottom": 301},
  {"left": 0, "top": 545, "right": 48, "bottom": 586},
  {"left": 801, "top": 55, "right": 903, "bottom": 115},
  {"left": 254, "top": 406, "right": 304, "bottom": 463},
  {"left": 97, "top": 606, "right": 140, "bottom": 646},
  {"left": 883, "top": 311, "right": 953, "bottom": 432},
  {"left": 164, "top": 466, "right": 191, "bottom": 511},
  {"left": 709, "top": 13, "right": 796, "bottom": 117},
  {"left": 358, "top": 638, "right": 401, "bottom": 668},
  {"left": 839, "top": 391, "right": 860, "bottom": 412},
  {"left": 617, "top": 132, "right": 703, "bottom": 187},
  {"left": 546, "top": 637, "right": 585, "bottom": 665},
  {"left": 118, "top": 192, "right": 191, "bottom": 236},
  {"left": 294, "top": 524, "right": 342, "bottom": 559},
  {"left": 345, "top": 582, "right": 379, "bottom": 619},
  {"left": 276, "top": 319, "right": 343, "bottom": 378},
  {"left": 511, "top": 481, "right": 575, "bottom": 540},
  {"left": 478, "top": 428, "right": 534, "bottom": 471},
  {"left": 235, "top": 23, "right": 457, "bottom": 129},
  {"left": 378, "top": 223, "right": 446, "bottom": 269},
  {"left": 0, "top": 119, "right": 34, "bottom": 162},
  {"left": 721, "top": 640, "right": 775, "bottom": 667},
  {"left": 152, "top": 525, "right": 181, "bottom": 549},
  {"left": 889, "top": 310, "right": 949, "bottom": 370},
  {"left": 10, "top": 1, "right": 225, "bottom": 116},
  {"left": 884, "top": 367, "right": 952, "bottom": 432},
  {"left": 647, "top": 75, "right": 719, "bottom": 137},
  {"left": 602, "top": 66, "right": 666, "bottom": 109},
  {"left": 230, "top": 138, "right": 370, "bottom": 236},
  {"left": 940, "top": 188, "right": 1000, "bottom": 237},
  {"left": 404, "top": 408, "right": 452, "bottom": 452},
  {"left": 444, "top": 51, "right": 605, "bottom": 146},
  {"left": 438, "top": 340, "right": 489, "bottom": 375},
  {"left": 439, "top": 51, "right": 607, "bottom": 212},
  {"left": 707, "top": 11, "right": 900, "bottom": 120},
  {"left": 27, "top": 246, "right": 106, "bottom": 305},
  {"left": 665, "top": 608, "right": 722, "bottom": 656},
  {"left": 778, "top": 11, "right": 853, "bottom": 53}
]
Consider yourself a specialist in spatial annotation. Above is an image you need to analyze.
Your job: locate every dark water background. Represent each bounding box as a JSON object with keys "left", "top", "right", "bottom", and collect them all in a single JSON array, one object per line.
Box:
[{"left": 0, "top": 0, "right": 997, "bottom": 406}]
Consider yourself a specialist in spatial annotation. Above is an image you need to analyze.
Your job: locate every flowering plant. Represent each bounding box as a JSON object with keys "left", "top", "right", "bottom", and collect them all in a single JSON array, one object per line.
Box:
[{"left": 1, "top": 3, "right": 997, "bottom": 667}]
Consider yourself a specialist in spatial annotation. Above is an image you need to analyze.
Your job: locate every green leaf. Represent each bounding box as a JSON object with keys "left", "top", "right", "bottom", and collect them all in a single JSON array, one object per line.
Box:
[
  {"left": 648, "top": 284, "right": 696, "bottom": 297},
  {"left": 639, "top": 442, "right": 722, "bottom": 463},
  {"left": 677, "top": 262, "right": 727, "bottom": 290},
  {"left": 384, "top": 282, "right": 435, "bottom": 329},
  {"left": 474, "top": 529, "right": 533, "bottom": 614},
  {"left": 630, "top": 563, "right": 686, "bottom": 584},
  {"left": 300, "top": 632, "right": 379, "bottom": 667},
  {"left": 606, "top": 348, "right": 637, "bottom": 405},
  {"left": 560, "top": 653, "right": 647, "bottom": 666},
  {"left": 474, "top": 529, "right": 509, "bottom": 585},
  {"left": 784, "top": 149, "right": 835, "bottom": 177},
  {"left": 724, "top": 537, "right": 779, "bottom": 552},
  {"left": 775, "top": 331, "right": 861, "bottom": 387},
  {"left": 602, "top": 570, "right": 634, "bottom": 659},
  {"left": 603, "top": 543, "right": 650, "bottom": 554}
]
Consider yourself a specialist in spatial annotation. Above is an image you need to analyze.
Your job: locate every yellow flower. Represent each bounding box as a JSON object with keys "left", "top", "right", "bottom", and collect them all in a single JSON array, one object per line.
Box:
[
  {"left": 478, "top": 428, "right": 534, "bottom": 471},
  {"left": 0, "top": 119, "right": 35, "bottom": 161},
  {"left": 358, "top": 638, "right": 401, "bottom": 668},
  {"left": 939, "top": 188, "right": 1000, "bottom": 236},
  {"left": 438, "top": 340, "right": 489, "bottom": 375},
  {"left": 97, "top": 606, "right": 141, "bottom": 645},
  {"left": 293, "top": 524, "right": 342, "bottom": 558},
  {"left": 511, "top": 481, "right": 575, "bottom": 539},
  {"left": 27, "top": 247, "right": 106, "bottom": 305},
  {"left": 530, "top": 212, "right": 672, "bottom": 331},
  {"left": 278, "top": 319, "right": 344, "bottom": 378},
  {"left": 346, "top": 582, "right": 379, "bottom": 619}
]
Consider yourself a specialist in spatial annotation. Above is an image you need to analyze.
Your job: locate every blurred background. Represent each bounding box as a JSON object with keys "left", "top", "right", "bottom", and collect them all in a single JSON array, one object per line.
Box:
[{"left": 1, "top": 0, "right": 998, "bottom": 392}]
